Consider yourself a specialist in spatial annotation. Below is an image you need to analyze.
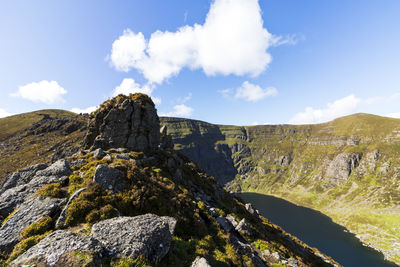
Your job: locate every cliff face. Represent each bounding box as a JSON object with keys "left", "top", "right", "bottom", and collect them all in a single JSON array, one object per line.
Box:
[{"left": 160, "top": 114, "right": 400, "bottom": 264}]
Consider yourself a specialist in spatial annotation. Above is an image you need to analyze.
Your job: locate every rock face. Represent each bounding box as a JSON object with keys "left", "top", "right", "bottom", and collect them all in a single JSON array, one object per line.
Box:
[
  {"left": 0, "top": 159, "right": 71, "bottom": 218},
  {"left": 91, "top": 214, "right": 176, "bottom": 262},
  {"left": 0, "top": 163, "right": 48, "bottom": 194},
  {"left": 93, "top": 164, "right": 125, "bottom": 192},
  {"left": 83, "top": 94, "right": 161, "bottom": 152},
  {"left": 11, "top": 230, "right": 103, "bottom": 266},
  {"left": 0, "top": 197, "right": 65, "bottom": 253},
  {"left": 325, "top": 153, "right": 361, "bottom": 185}
]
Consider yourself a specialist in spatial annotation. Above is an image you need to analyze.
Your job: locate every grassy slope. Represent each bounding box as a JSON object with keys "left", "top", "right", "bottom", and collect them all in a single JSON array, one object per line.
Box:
[
  {"left": 161, "top": 113, "right": 400, "bottom": 264},
  {"left": 0, "top": 110, "right": 86, "bottom": 184}
]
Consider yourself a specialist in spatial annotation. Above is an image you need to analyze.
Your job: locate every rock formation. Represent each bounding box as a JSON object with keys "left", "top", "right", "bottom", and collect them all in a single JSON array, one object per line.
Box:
[
  {"left": 83, "top": 94, "right": 161, "bottom": 152},
  {"left": 91, "top": 214, "right": 176, "bottom": 263}
]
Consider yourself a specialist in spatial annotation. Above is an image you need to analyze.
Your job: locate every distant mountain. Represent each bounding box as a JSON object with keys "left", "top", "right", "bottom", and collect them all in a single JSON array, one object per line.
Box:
[
  {"left": 0, "top": 95, "right": 338, "bottom": 266},
  {"left": 160, "top": 113, "right": 400, "bottom": 264}
]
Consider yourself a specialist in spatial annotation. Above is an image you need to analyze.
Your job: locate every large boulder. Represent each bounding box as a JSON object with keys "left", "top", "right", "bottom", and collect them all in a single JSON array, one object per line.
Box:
[
  {"left": 11, "top": 230, "right": 103, "bottom": 266},
  {"left": 0, "top": 163, "right": 48, "bottom": 194},
  {"left": 0, "top": 197, "right": 65, "bottom": 253},
  {"left": 91, "top": 214, "right": 176, "bottom": 262},
  {"left": 0, "top": 160, "right": 70, "bottom": 218},
  {"left": 93, "top": 164, "right": 125, "bottom": 192},
  {"left": 83, "top": 94, "right": 161, "bottom": 152}
]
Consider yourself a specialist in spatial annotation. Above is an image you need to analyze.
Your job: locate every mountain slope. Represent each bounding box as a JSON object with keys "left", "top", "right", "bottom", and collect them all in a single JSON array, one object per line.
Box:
[
  {"left": 0, "top": 110, "right": 87, "bottom": 183},
  {"left": 0, "top": 95, "right": 338, "bottom": 266},
  {"left": 160, "top": 114, "right": 400, "bottom": 264}
]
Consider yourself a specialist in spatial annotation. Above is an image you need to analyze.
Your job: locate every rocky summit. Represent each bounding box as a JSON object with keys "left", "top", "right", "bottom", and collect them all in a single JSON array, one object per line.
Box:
[
  {"left": 0, "top": 94, "right": 339, "bottom": 266},
  {"left": 83, "top": 94, "right": 160, "bottom": 152}
]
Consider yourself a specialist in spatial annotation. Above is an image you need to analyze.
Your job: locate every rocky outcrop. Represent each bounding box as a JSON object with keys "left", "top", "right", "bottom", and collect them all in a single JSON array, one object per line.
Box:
[
  {"left": 0, "top": 163, "right": 48, "bottom": 194},
  {"left": 191, "top": 256, "right": 211, "bottom": 267},
  {"left": 325, "top": 153, "right": 362, "bottom": 185},
  {"left": 93, "top": 164, "right": 125, "bottom": 192},
  {"left": 0, "top": 197, "right": 65, "bottom": 253},
  {"left": 55, "top": 187, "right": 86, "bottom": 229},
  {"left": 0, "top": 160, "right": 71, "bottom": 218},
  {"left": 236, "top": 218, "right": 252, "bottom": 235},
  {"left": 83, "top": 94, "right": 161, "bottom": 152},
  {"left": 91, "top": 214, "right": 176, "bottom": 262},
  {"left": 11, "top": 230, "right": 103, "bottom": 266}
]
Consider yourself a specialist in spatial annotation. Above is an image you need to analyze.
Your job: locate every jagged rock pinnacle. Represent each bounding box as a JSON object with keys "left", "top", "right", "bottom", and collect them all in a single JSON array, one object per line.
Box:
[{"left": 83, "top": 93, "right": 161, "bottom": 152}]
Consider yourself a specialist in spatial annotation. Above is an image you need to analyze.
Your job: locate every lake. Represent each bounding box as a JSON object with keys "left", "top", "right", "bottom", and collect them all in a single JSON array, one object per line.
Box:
[{"left": 238, "top": 192, "right": 397, "bottom": 267}]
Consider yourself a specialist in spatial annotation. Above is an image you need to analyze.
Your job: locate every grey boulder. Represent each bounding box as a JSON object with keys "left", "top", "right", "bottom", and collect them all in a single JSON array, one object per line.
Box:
[
  {"left": 93, "top": 164, "right": 125, "bottom": 192},
  {"left": 91, "top": 214, "right": 176, "bottom": 262},
  {"left": 0, "top": 197, "right": 65, "bottom": 253},
  {"left": 0, "top": 160, "right": 71, "bottom": 218},
  {"left": 11, "top": 230, "right": 103, "bottom": 266}
]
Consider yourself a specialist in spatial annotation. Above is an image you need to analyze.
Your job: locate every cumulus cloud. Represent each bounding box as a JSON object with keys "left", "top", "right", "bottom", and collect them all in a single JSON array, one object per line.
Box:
[
  {"left": 288, "top": 94, "right": 362, "bottom": 124},
  {"left": 234, "top": 81, "right": 277, "bottom": 102},
  {"left": 70, "top": 106, "right": 98, "bottom": 114},
  {"left": 11, "top": 80, "right": 67, "bottom": 104},
  {"left": 109, "top": 0, "right": 277, "bottom": 84},
  {"left": 112, "top": 78, "right": 161, "bottom": 105},
  {"left": 162, "top": 104, "right": 194, "bottom": 117},
  {"left": 110, "top": 30, "right": 147, "bottom": 72},
  {"left": 0, "top": 108, "right": 13, "bottom": 118}
]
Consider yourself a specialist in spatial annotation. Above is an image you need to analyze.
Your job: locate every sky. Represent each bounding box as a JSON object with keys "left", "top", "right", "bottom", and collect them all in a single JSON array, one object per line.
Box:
[{"left": 0, "top": 0, "right": 400, "bottom": 125}]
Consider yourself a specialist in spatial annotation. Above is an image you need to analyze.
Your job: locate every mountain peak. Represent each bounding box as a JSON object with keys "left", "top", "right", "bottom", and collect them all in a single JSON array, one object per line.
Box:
[{"left": 83, "top": 93, "right": 160, "bottom": 152}]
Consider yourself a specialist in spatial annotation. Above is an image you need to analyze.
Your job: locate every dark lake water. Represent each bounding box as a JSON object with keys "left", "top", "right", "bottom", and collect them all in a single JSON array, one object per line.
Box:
[{"left": 238, "top": 192, "right": 397, "bottom": 267}]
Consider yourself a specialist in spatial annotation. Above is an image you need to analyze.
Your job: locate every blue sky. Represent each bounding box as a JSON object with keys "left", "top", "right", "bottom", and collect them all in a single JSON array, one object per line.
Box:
[{"left": 0, "top": 0, "right": 399, "bottom": 125}]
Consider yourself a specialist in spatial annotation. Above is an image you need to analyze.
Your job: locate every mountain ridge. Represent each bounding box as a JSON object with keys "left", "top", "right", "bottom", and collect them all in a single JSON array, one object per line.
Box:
[{"left": 0, "top": 95, "right": 339, "bottom": 266}]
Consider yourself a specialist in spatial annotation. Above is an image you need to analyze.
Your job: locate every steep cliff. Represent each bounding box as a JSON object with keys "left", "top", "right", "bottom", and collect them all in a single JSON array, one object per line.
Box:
[{"left": 160, "top": 114, "right": 400, "bottom": 264}]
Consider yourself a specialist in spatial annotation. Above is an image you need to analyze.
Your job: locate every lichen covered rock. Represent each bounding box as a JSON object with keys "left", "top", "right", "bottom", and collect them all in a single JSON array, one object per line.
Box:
[
  {"left": 91, "top": 214, "right": 176, "bottom": 262},
  {"left": 0, "top": 160, "right": 70, "bottom": 218},
  {"left": 11, "top": 230, "right": 103, "bottom": 266},
  {"left": 0, "top": 197, "right": 65, "bottom": 253},
  {"left": 93, "top": 164, "right": 125, "bottom": 192}
]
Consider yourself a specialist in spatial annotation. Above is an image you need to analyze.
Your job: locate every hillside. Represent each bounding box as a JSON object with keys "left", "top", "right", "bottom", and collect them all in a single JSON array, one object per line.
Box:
[
  {"left": 0, "top": 110, "right": 87, "bottom": 183},
  {"left": 160, "top": 114, "right": 400, "bottom": 264},
  {"left": 0, "top": 95, "right": 338, "bottom": 266}
]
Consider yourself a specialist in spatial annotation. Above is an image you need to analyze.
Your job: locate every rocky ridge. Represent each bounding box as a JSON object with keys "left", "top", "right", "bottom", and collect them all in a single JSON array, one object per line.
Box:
[{"left": 0, "top": 94, "right": 338, "bottom": 266}]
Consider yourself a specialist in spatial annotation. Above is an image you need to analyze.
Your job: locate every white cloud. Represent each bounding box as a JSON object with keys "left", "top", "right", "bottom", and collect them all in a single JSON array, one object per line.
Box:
[
  {"left": 234, "top": 81, "right": 277, "bottom": 102},
  {"left": 288, "top": 94, "right": 362, "bottom": 124},
  {"left": 162, "top": 104, "right": 194, "bottom": 117},
  {"left": 112, "top": 78, "right": 161, "bottom": 105},
  {"left": 109, "top": 0, "right": 279, "bottom": 84},
  {"left": 0, "top": 108, "right": 13, "bottom": 118},
  {"left": 70, "top": 106, "right": 98, "bottom": 114},
  {"left": 11, "top": 80, "right": 67, "bottom": 104},
  {"left": 386, "top": 112, "right": 400, "bottom": 118},
  {"left": 110, "top": 30, "right": 147, "bottom": 72}
]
